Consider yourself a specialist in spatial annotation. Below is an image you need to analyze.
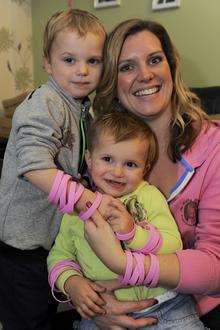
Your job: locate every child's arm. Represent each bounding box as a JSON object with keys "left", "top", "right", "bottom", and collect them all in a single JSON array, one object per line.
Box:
[
  {"left": 24, "top": 168, "right": 114, "bottom": 216},
  {"left": 47, "top": 214, "right": 106, "bottom": 318},
  {"left": 14, "top": 92, "right": 113, "bottom": 216},
  {"left": 64, "top": 275, "right": 106, "bottom": 319},
  {"left": 107, "top": 184, "right": 182, "bottom": 254}
]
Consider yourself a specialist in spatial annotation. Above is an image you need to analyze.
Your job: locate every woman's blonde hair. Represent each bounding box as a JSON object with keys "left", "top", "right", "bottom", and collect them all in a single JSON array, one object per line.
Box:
[
  {"left": 94, "top": 19, "right": 209, "bottom": 161},
  {"left": 43, "top": 9, "right": 106, "bottom": 61},
  {"left": 87, "top": 111, "right": 158, "bottom": 176}
]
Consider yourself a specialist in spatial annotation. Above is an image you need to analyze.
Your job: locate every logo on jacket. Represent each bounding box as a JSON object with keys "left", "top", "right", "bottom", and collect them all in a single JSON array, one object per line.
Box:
[{"left": 181, "top": 199, "right": 199, "bottom": 226}]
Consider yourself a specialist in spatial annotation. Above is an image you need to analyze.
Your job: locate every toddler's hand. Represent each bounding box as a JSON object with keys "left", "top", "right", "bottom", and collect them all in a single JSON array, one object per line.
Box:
[
  {"left": 64, "top": 275, "right": 106, "bottom": 319},
  {"left": 98, "top": 194, "right": 117, "bottom": 219},
  {"left": 107, "top": 199, "right": 134, "bottom": 236}
]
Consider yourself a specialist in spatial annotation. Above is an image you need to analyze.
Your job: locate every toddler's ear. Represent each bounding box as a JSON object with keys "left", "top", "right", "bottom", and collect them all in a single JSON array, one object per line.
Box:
[
  {"left": 85, "top": 150, "right": 92, "bottom": 172},
  {"left": 144, "top": 163, "right": 151, "bottom": 179}
]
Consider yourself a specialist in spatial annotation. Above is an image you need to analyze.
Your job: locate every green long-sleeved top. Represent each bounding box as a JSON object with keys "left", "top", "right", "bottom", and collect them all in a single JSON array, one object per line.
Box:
[{"left": 48, "top": 181, "right": 182, "bottom": 301}]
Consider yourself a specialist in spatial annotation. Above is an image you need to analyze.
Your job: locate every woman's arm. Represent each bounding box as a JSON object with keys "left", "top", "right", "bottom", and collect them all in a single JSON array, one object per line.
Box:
[
  {"left": 86, "top": 142, "right": 220, "bottom": 295},
  {"left": 84, "top": 210, "right": 180, "bottom": 288},
  {"left": 174, "top": 145, "right": 220, "bottom": 295}
]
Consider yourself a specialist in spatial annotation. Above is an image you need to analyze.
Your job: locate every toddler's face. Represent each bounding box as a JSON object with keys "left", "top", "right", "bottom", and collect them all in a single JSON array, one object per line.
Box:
[
  {"left": 44, "top": 29, "right": 105, "bottom": 99},
  {"left": 86, "top": 134, "right": 149, "bottom": 197}
]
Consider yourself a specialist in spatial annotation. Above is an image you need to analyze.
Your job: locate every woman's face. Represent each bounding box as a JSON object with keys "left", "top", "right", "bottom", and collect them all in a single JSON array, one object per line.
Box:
[{"left": 117, "top": 30, "right": 173, "bottom": 121}]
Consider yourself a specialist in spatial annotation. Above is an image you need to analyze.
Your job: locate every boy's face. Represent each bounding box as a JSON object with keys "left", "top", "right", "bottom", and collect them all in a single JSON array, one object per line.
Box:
[
  {"left": 44, "top": 29, "right": 105, "bottom": 99},
  {"left": 85, "top": 134, "right": 149, "bottom": 197}
]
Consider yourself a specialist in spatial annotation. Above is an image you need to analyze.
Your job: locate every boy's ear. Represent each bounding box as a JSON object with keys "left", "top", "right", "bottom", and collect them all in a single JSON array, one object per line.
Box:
[
  {"left": 43, "top": 56, "right": 52, "bottom": 75},
  {"left": 85, "top": 150, "right": 92, "bottom": 172}
]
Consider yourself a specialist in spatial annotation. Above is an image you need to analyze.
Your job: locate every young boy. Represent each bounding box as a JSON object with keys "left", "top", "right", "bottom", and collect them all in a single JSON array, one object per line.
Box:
[
  {"left": 0, "top": 9, "right": 108, "bottom": 330},
  {"left": 48, "top": 112, "right": 204, "bottom": 329}
]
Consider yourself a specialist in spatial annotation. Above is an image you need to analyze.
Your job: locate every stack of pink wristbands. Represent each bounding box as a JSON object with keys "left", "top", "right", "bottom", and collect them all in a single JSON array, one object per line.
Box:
[{"left": 48, "top": 170, "right": 162, "bottom": 301}]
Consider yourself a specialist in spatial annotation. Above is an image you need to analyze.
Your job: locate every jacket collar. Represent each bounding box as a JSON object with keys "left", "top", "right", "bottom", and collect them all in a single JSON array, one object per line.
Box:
[{"left": 168, "top": 120, "right": 220, "bottom": 202}]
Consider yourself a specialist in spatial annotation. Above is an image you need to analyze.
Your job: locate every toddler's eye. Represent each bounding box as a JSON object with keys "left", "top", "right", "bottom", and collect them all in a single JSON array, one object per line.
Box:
[{"left": 102, "top": 156, "right": 111, "bottom": 162}]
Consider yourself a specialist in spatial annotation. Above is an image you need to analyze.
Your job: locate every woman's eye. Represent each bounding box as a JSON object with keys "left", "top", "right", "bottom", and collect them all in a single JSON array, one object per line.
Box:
[
  {"left": 149, "top": 55, "right": 163, "bottom": 65},
  {"left": 126, "top": 162, "right": 137, "bottom": 168},
  {"left": 64, "top": 57, "right": 75, "bottom": 64},
  {"left": 118, "top": 63, "right": 134, "bottom": 72}
]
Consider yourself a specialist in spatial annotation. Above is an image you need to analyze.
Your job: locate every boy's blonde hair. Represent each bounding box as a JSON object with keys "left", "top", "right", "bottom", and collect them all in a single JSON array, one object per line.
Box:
[
  {"left": 87, "top": 112, "right": 158, "bottom": 175},
  {"left": 43, "top": 9, "right": 106, "bottom": 60}
]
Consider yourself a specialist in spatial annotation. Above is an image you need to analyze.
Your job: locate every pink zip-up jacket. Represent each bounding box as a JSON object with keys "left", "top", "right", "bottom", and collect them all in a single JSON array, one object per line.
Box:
[{"left": 168, "top": 120, "right": 220, "bottom": 316}]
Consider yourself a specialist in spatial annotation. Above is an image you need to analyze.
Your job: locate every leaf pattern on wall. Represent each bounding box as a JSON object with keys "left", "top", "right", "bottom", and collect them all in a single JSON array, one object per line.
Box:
[
  {"left": 0, "top": 28, "right": 14, "bottom": 52},
  {"left": 0, "top": 1, "right": 33, "bottom": 93}
]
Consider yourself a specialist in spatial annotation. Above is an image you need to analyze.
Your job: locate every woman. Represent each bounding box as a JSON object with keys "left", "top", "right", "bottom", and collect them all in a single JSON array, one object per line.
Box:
[{"left": 84, "top": 19, "right": 220, "bottom": 329}]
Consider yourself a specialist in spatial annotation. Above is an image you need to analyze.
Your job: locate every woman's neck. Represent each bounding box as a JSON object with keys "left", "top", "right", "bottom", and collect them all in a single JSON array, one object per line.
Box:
[
  {"left": 145, "top": 112, "right": 179, "bottom": 197},
  {"left": 144, "top": 112, "right": 171, "bottom": 157}
]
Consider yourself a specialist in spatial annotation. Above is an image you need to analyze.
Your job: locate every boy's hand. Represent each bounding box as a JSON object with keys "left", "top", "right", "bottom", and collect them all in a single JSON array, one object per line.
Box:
[
  {"left": 107, "top": 199, "right": 134, "bottom": 236},
  {"left": 64, "top": 275, "right": 106, "bottom": 319},
  {"left": 76, "top": 189, "right": 115, "bottom": 219}
]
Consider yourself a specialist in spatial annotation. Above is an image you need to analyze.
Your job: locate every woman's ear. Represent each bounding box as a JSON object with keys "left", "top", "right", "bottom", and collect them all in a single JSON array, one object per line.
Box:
[
  {"left": 85, "top": 150, "right": 92, "bottom": 172},
  {"left": 43, "top": 56, "right": 52, "bottom": 75}
]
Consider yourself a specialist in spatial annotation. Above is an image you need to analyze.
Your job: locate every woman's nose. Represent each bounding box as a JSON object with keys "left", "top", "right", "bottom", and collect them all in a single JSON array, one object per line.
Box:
[{"left": 137, "top": 64, "right": 154, "bottom": 82}]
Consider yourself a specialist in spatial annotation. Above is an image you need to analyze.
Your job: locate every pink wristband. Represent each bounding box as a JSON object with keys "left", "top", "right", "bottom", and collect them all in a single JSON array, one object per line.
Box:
[
  {"left": 134, "top": 253, "right": 145, "bottom": 285},
  {"left": 48, "top": 259, "right": 82, "bottom": 303},
  {"left": 74, "top": 183, "right": 85, "bottom": 205},
  {"left": 129, "top": 253, "right": 142, "bottom": 285},
  {"left": 144, "top": 253, "right": 160, "bottom": 287},
  {"left": 48, "top": 170, "right": 64, "bottom": 203},
  {"left": 79, "top": 192, "right": 103, "bottom": 221},
  {"left": 59, "top": 181, "right": 76, "bottom": 214},
  {"left": 133, "top": 224, "right": 162, "bottom": 254},
  {"left": 115, "top": 224, "right": 136, "bottom": 241},
  {"left": 58, "top": 174, "right": 72, "bottom": 210},
  {"left": 119, "top": 250, "right": 133, "bottom": 285}
]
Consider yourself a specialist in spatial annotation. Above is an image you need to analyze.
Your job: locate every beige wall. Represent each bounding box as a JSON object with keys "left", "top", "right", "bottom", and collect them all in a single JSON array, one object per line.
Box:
[
  {"left": 0, "top": 0, "right": 34, "bottom": 101},
  {"left": 31, "top": 0, "right": 220, "bottom": 88}
]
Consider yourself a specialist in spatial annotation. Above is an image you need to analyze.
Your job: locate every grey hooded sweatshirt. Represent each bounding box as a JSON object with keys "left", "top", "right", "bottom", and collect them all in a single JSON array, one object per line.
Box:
[{"left": 0, "top": 77, "right": 91, "bottom": 250}]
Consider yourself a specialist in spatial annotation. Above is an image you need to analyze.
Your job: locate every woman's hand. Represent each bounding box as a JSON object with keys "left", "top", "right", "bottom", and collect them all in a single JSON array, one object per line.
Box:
[
  {"left": 84, "top": 210, "right": 126, "bottom": 274},
  {"left": 94, "top": 291, "right": 158, "bottom": 329},
  {"left": 64, "top": 275, "right": 106, "bottom": 319}
]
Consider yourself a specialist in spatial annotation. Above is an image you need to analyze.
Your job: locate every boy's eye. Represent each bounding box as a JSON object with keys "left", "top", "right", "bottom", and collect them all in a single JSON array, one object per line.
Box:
[
  {"left": 88, "top": 58, "right": 102, "bottom": 65},
  {"left": 126, "top": 162, "right": 137, "bottom": 168},
  {"left": 118, "top": 63, "right": 134, "bottom": 72},
  {"left": 64, "top": 57, "right": 75, "bottom": 64},
  {"left": 102, "top": 156, "right": 111, "bottom": 162}
]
